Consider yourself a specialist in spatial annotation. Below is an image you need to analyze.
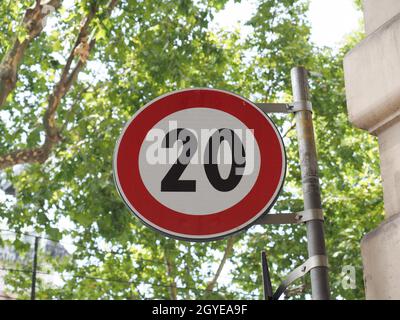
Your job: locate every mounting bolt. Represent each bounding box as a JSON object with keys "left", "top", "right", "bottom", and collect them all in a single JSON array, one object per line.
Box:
[{"left": 295, "top": 215, "right": 303, "bottom": 223}]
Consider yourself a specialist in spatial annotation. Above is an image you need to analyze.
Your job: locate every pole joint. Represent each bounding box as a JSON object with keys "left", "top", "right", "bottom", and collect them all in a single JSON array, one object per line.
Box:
[{"left": 289, "top": 100, "right": 313, "bottom": 112}]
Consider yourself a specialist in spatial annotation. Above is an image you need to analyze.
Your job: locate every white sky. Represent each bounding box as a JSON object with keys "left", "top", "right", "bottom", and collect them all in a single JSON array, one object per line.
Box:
[
  {"left": 213, "top": 0, "right": 362, "bottom": 48},
  {"left": 308, "top": 0, "right": 362, "bottom": 47}
]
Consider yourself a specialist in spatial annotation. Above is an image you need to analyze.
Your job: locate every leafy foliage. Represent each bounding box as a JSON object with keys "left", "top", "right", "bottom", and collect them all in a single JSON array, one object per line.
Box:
[{"left": 0, "top": 0, "right": 383, "bottom": 300}]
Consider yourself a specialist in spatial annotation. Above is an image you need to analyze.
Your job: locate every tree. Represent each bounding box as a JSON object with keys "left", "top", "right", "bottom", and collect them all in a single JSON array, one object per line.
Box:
[{"left": 0, "top": 0, "right": 383, "bottom": 300}]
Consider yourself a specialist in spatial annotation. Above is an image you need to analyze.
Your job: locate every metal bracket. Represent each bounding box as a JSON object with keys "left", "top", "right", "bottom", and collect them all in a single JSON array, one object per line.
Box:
[
  {"left": 261, "top": 252, "right": 328, "bottom": 300},
  {"left": 272, "top": 255, "right": 328, "bottom": 300},
  {"left": 255, "top": 103, "right": 292, "bottom": 114},
  {"left": 255, "top": 101, "right": 312, "bottom": 114},
  {"left": 255, "top": 209, "right": 324, "bottom": 225}
]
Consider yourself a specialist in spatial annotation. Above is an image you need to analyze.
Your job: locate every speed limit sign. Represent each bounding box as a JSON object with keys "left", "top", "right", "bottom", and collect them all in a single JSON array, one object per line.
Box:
[{"left": 113, "top": 89, "right": 286, "bottom": 241}]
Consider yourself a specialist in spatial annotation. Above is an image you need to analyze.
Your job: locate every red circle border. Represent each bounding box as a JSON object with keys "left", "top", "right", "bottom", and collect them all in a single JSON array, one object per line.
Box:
[{"left": 114, "top": 89, "right": 286, "bottom": 240}]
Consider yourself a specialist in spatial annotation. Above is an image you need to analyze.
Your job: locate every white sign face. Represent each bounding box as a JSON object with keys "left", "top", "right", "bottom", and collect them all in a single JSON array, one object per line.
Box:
[
  {"left": 114, "top": 88, "right": 286, "bottom": 241},
  {"left": 139, "top": 107, "right": 261, "bottom": 215}
]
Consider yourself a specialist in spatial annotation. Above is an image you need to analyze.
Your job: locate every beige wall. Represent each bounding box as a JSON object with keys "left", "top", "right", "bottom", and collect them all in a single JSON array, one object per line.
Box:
[
  {"left": 363, "top": 0, "right": 400, "bottom": 35},
  {"left": 344, "top": 0, "right": 400, "bottom": 299},
  {"left": 361, "top": 214, "right": 400, "bottom": 299},
  {"left": 344, "top": 2, "right": 400, "bottom": 218},
  {"left": 344, "top": 15, "right": 400, "bottom": 135},
  {"left": 378, "top": 120, "right": 400, "bottom": 218}
]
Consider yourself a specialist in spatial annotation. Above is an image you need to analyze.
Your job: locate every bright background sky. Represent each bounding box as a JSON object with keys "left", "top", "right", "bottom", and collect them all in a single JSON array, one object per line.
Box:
[{"left": 213, "top": 0, "right": 362, "bottom": 48}]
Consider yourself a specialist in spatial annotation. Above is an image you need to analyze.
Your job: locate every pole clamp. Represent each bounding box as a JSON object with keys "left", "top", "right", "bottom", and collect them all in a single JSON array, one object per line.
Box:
[
  {"left": 272, "top": 255, "right": 328, "bottom": 300},
  {"left": 295, "top": 209, "right": 324, "bottom": 223},
  {"left": 289, "top": 100, "right": 313, "bottom": 112}
]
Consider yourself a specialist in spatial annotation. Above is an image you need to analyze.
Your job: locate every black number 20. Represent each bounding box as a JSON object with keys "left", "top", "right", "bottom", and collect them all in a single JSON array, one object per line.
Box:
[{"left": 161, "top": 128, "right": 246, "bottom": 192}]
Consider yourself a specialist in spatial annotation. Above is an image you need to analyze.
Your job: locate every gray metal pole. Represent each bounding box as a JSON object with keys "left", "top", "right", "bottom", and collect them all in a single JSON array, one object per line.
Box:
[
  {"left": 30, "top": 236, "right": 39, "bottom": 300},
  {"left": 291, "top": 66, "right": 330, "bottom": 300}
]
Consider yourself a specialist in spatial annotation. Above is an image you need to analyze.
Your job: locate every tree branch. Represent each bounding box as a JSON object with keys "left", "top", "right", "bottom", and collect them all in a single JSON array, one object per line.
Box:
[
  {"left": 0, "top": 0, "right": 62, "bottom": 107},
  {"left": 164, "top": 251, "right": 178, "bottom": 300},
  {"left": 283, "top": 119, "right": 296, "bottom": 138},
  {"left": 205, "top": 236, "right": 237, "bottom": 293},
  {"left": 0, "top": 0, "right": 119, "bottom": 170},
  {"left": 43, "top": 3, "right": 98, "bottom": 141}
]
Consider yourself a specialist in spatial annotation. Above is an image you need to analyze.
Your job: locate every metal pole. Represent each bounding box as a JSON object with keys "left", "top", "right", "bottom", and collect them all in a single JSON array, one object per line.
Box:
[
  {"left": 291, "top": 66, "right": 330, "bottom": 300},
  {"left": 30, "top": 236, "right": 39, "bottom": 300}
]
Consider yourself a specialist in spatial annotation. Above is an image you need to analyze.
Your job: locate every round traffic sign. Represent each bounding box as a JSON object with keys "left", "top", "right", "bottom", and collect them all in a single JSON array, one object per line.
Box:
[{"left": 113, "top": 88, "right": 286, "bottom": 241}]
